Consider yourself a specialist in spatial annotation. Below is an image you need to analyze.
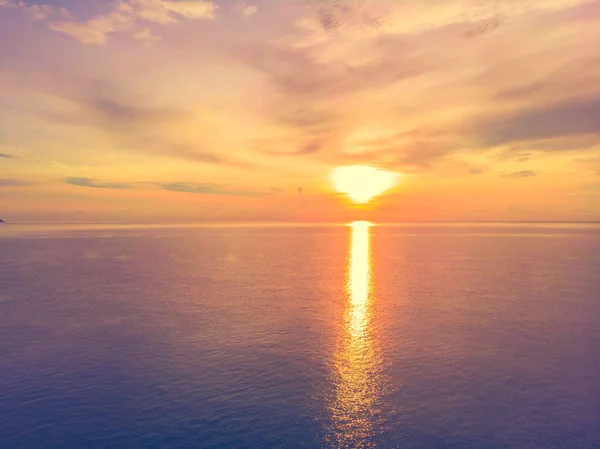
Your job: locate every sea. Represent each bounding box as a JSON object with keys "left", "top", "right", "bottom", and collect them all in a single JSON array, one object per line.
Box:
[{"left": 1, "top": 222, "right": 599, "bottom": 449}]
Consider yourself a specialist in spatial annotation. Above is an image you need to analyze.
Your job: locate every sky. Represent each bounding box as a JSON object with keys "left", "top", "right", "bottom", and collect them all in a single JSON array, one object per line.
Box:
[{"left": 0, "top": 0, "right": 599, "bottom": 222}]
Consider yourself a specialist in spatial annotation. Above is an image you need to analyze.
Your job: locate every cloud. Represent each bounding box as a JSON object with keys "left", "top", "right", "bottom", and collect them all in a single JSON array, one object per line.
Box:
[
  {"left": 159, "top": 0, "right": 216, "bottom": 19},
  {"left": 49, "top": 8, "right": 134, "bottom": 45},
  {"left": 0, "top": 178, "right": 35, "bottom": 187},
  {"left": 300, "top": 0, "right": 588, "bottom": 39},
  {"left": 463, "top": 14, "right": 504, "bottom": 38},
  {"left": 495, "top": 81, "right": 548, "bottom": 101},
  {"left": 478, "top": 97, "right": 600, "bottom": 147},
  {"left": 62, "top": 80, "right": 184, "bottom": 126},
  {"left": 264, "top": 1, "right": 598, "bottom": 171},
  {"left": 233, "top": 32, "right": 440, "bottom": 161},
  {"left": 503, "top": 170, "right": 537, "bottom": 179},
  {"left": 496, "top": 135, "right": 600, "bottom": 160},
  {"left": 134, "top": 28, "right": 160, "bottom": 45},
  {"left": 66, "top": 177, "right": 132, "bottom": 189},
  {"left": 469, "top": 167, "right": 486, "bottom": 175},
  {"left": 234, "top": 2, "right": 258, "bottom": 18},
  {"left": 0, "top": 1, "right": 71, "bottom": 20},
  {"left": 157, "top": 143, "right": 238, "bottom": 165},
  {"left": 0, "top": 150, "right": 63, "bottom": 166},
  {"left": 63, "top": 177, "right": 272, "bottom": 197},
  {"left": 36, "top": 78, "right": 245, "bottom": 165},
  {"left": 0, "top": 0, "right": 19, "bottom": 8},
  {"left": 232, "top": 2, "right": 534, "bottom": 169},
  {"left": 236, "top": 0, "right": 599, "bottom": 172},
  {"left": 0, "top": 152, "right": 23, "bottom": 160},
  {"left": 303, "top": 0, "right": 387, "bottom": 33},
  {"left": 131, "top": 0, "right": 217, "bottom": 24},
  {"left": 38, "top": 78, "right": 182, "bottom": 126},
  {"left": 156, "top": 182, "right": 272, "bottom": 197},
  {"left": 26, "top": 4, "right": 72, "bottom": 21},
  {"left": 47, "top": 0, "right": 217, "bottom": 45}
]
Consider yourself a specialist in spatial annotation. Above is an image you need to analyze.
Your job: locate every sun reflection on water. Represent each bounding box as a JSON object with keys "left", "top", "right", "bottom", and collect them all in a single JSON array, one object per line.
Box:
[{"left": 326, "top": 221, "right": 383, "bottom": 448}]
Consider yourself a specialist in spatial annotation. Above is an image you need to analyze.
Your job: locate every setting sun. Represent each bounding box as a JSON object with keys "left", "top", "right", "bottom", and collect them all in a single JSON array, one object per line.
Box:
[{"left": 331, "top": 166, "right": 400, "bottom": 204}]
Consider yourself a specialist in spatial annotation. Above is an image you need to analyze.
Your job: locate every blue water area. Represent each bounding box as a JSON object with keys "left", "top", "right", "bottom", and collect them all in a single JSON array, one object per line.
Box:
[{"left": 1, "top": 223, "right": 599, "bottom": 448}]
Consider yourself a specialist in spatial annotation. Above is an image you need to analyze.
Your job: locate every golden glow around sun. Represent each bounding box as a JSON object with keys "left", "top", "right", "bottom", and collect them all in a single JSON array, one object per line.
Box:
[{"left": 331, "top": 165, "right": 400, "bottom": 204}]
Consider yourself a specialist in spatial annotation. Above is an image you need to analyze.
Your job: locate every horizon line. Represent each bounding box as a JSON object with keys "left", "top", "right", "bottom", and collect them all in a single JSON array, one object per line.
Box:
[{"left": 3, "top": 220, "right": 600, "bottom": 226}]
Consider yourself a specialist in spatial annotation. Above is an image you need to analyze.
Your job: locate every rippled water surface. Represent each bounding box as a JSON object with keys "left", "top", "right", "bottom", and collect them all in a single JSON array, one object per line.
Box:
[{"left": 1, "top": 223, "right": 599, "bottom": 448}]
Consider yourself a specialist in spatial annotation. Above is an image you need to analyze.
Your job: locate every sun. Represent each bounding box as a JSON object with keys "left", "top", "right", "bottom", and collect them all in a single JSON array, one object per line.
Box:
[{"left": 331, "top": 165, "right": 400, "bottom": 204}]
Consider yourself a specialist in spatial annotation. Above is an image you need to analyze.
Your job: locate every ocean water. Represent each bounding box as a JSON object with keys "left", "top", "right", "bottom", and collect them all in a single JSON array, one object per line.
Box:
[{"left": 1, "top": 222, "right": 599, "bottom": 449}]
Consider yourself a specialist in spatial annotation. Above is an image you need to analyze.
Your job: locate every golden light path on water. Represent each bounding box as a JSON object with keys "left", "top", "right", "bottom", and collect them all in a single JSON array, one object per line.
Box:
[{"left": 327, "top": 221, "right": 384, "bottom": 448}]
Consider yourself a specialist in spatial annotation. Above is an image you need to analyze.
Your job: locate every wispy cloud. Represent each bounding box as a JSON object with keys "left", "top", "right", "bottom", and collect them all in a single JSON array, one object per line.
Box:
[
  {"left": 0, "top": 151, "right": 62, "bottom": 166},
  {"left": 0, "top": 152, "right": 23, "bottom": 160},
  {"left": 156, "top": 182, "right": 272, "bottom": 197},
  {"left": 2, "top": 0, "right": 218, "bottom": 45},
  {"left": 234, "top": 2, "right": 257, "bottom": 18},
  {"left": 0, "top": 0, "right": 70, "bottom": 22},
  {"left": 26, "top": 4, "right": 72, "bottom": 21},
  {"left": 0, "top": 178, "right": 36, "bottom": 187},
  {"left": 34, "top": 78, "right": 248, "bottom": 166},
  {"left": 503, "top": 170, "right": 537, "bottom": 179},
  {"left": 66, "top": 177, "right": 132, "bottom": 189},
  {"left": 48, "top": 6, "right": 133, "bottom": 45},
  {"left": 63, "top": 177, "right": 273, "bottom": 197},
  {"left": 134, "top": 27, "right": 160, "bottom": 45},
  {"left": 477, "top": 97, "right": 600, "bottom": 146}
]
